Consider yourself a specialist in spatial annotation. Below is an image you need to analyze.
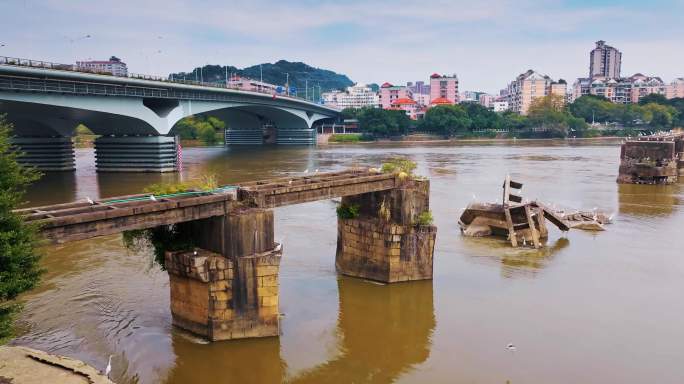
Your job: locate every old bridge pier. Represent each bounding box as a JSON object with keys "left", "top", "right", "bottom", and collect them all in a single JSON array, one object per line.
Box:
[
  {"left": 18, "top": 170, "right": 437, "bottom": 341},
  {"left": 618, "top": 131, "right": 684, "bottom": 184}
]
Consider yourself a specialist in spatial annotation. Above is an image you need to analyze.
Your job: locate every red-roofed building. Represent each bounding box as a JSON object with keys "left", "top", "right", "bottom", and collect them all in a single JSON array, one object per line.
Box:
[
  {"left": 391, "top": 98, "right": 419, "bottom": 120},
  {"left": 379, "top": 84, "right": 413, "bottom": 109},
  {"left": 429, "top": 73, "right": 459, "bottom": 104},
  {"left": 430, "top": 97, "right": 454, "bottom": 106}
]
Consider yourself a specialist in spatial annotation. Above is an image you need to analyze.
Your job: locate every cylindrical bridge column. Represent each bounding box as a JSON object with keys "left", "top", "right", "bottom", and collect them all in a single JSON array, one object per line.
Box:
[
  {"left": 10, "top": 137, "right": 75, "bottom": 171},
  {"left": 94, "top": 135, "right": 179, "bottom": 172}
]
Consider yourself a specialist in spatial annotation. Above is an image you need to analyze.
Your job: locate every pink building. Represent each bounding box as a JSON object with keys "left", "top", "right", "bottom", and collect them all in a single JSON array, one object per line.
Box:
[
  {"left": 667, "top": 78, "right": 684, "bottom": 99},
  {"left": 429, "top": 73, "right": 459, "bottom": 104},
  {"left": 227, "top": 76, "right": 278, "bottom": 93},
  {"left": 479, "top": 94, "right": 495, "bottom": 108},
  {"left": 390, "top": 98, "right": 419, "bottom": 120},
  {"left": 379, "top": 83, "right": 413, "bottom": 109}
]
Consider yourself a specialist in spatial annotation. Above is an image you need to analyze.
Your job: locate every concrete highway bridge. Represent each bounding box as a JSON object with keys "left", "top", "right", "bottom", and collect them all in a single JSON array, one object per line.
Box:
[
  {"left": 0, "top": 57, "right": 340, "bottom": 172},
  {"left": 16, "top": 169, "right": 437, "bottom": 341}
]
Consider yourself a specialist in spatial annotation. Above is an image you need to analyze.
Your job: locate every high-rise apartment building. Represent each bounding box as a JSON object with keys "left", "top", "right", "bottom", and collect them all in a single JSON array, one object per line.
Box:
[
  {"left": 429, "top": 73, "right": 459, "bottom": 104},
  {"left": 589, "top": 40, "right": 622, "bottom": 79},
  {"left": 505, "top": 70, "right": 564, "bottom": 115}
]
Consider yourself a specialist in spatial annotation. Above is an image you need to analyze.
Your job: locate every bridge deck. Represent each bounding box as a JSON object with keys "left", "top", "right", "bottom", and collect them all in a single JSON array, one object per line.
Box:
[{"left": 18, "top": 169, "right": 398, "bottom": 244}]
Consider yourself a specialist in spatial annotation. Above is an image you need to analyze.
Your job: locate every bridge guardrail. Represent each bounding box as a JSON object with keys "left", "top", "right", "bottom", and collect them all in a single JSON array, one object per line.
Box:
[{"left": 0, "top": 56, "right": 338, "bottom": 110}]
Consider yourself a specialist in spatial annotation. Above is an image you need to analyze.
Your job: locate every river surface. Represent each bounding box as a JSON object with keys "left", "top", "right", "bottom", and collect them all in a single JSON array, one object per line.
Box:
[{"left": 12, "top": 141, "right": 684, "bottom": 383}]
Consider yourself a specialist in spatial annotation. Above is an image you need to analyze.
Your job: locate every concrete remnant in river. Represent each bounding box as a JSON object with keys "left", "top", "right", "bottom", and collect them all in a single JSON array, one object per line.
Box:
[
  {"left": 617, "top": 131, "right": 684, "bottom": 184},
  {"left": 459, "top": 176, "right": 610, "bottom": 248}
]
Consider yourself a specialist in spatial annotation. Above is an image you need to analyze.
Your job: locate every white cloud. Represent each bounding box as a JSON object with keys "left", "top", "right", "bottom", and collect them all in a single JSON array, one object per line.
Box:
[{"left": 2, "top": 0, "right": 682, "bottom": 93}]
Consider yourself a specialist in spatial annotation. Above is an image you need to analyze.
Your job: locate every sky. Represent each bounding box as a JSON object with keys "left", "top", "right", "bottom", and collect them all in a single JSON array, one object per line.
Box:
[{"left": 3, "top": 0, "right": 684, "bottom": 94}]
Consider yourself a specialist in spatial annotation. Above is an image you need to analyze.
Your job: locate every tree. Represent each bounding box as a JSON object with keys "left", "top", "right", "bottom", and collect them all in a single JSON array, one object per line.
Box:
[
  {"left": 641, "top": 103, "right": 676, "bottom": 129},
  {"left": 462, "top": 103, "right": 501, "bottom": 130},
  {"left": 568, "top": 95, "right": 616, "bottom": 123},
  {"left": 358, "top": 108, "right": 410, "bottom": 137},
  {"left": 172, "top": 116, "right": 226, "bottom": 145},
  {"left": 500, "top": 111, "right": 528, "bottom": 133},
  {"left": 421, "top": 105, "right": 470, "bottom": 137},
  {"left": 526, "top": 95, "right": 572, "bottom": 137},
  {"left": 340, "top": 107, "right": 363, "bottom": 120},
  {"left": 667, "top": 98, "right": 684, "bottom": 126},
  {"left": 638, "top": 93, "right": 668, "bottom": 106},
  {"left": 173, "top": 117, "right": 200, "bottom": 140},
  {"left": 0, "top": 115, "right": 42, "bottom": 343}
]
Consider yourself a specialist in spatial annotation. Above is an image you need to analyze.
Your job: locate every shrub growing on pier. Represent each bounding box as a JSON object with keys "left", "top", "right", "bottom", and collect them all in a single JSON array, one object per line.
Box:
[
  {"left": 415, "top": 211, "right": 434, "bottom": 227},
  {"left": 336, "top": 203, "right": 360, "bottom": 220},
  {"left": 0, "top": 115, "right": 43, "bottom": 343},
  {"left": 381, "top": 158, "right": 417, "bottom": 176},
  {"left": 122, "top": 175, "right": 219, "bottom": 267}
]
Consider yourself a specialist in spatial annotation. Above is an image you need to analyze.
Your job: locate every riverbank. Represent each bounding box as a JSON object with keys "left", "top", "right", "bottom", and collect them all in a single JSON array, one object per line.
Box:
[
  {"left": 324, "top": 135, "right": 623, "bottom": 145},
  {"left": 0, "top": 346, "right": 114, "bottom": 384}
]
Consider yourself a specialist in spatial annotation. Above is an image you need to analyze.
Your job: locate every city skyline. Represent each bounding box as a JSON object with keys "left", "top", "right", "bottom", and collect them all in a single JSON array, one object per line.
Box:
[{"left": 3, "top": 0, "right": 684, "bottom": 94}]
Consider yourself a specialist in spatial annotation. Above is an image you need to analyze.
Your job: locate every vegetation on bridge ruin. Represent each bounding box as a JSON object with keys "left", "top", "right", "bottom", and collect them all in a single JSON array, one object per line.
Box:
[
  {"left": 122, "top": 174, "right": 220, "bottom": 267},
  {"left": 0, "top": 115, "right": 43, "bottom": 343}
]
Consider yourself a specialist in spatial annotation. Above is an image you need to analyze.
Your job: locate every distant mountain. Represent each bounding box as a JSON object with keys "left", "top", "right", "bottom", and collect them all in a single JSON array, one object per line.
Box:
[{"left": 170, "top": 60, "right": 354, "bottom": 93}]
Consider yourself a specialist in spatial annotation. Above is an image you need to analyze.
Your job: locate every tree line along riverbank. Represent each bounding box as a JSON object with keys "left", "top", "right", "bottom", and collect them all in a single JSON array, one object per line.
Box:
[{"left": 337, "top": 93, "right": 684, "bottom": 141}]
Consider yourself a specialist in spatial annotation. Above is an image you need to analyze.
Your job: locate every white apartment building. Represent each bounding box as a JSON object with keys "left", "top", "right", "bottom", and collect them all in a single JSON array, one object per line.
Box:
[
  {"left": 492, "top": 100, "right": 509, "bottom": 112},
  {"left": 76, "top": 56, "right": 128, "bottom": 76},
  {"left": 323, "top": 84, "right": 379, "bottom": 109}
]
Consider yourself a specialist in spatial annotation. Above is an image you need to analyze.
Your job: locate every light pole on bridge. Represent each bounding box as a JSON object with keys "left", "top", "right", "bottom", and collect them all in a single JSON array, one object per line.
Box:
[{"left": 285, "top": 72, "right": 289, "bottom": 96}]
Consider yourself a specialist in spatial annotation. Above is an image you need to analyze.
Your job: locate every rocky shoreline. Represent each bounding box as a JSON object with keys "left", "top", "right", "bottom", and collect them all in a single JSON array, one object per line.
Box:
[{"left": 0, "top": 346, "right": 114, "bottom": 384}]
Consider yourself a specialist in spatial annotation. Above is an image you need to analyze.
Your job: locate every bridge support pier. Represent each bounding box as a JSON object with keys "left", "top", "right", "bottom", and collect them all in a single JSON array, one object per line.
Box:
[
  {"left": 165, "top": 208, "right": 281, "bottom": 341},
  {"left": 10, "top": 137, "right": 75, "bottom": 171},
  {"left": 276, "top": 128, "right": 316, "bottom": 145},
  {"left": 94, "top": 136, "right": 179, "bottom": 172},
  {"left": 336, "top": 179, "right": 437, "bottom": 283}
]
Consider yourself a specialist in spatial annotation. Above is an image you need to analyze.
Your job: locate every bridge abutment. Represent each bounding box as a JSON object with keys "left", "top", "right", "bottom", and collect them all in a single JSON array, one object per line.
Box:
[
  {"left": 336, "top": 179, "right": 437, "bottom": 283},
  {"left": 10, "top": 137, "right": 75, "bottom": 171},
  {"left": 94, "top": 136, "right": 179, "bottom": 172},
  {"left": 166, "top": 208, "right": 281, "bottom": 341}
]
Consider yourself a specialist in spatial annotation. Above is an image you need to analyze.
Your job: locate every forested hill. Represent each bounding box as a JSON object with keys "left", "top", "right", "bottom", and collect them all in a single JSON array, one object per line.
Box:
[{"left": 169, "top": 60, "right": 354, "bottom": 92}]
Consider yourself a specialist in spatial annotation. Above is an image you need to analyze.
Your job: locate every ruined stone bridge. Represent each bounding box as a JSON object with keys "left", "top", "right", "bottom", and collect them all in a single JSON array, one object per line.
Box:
[
  {"left": 618, "top": 131, "right": 684, "bottom": 184},
  {"left": 17, "top": 169, "right": 437, "bottom": 341}
]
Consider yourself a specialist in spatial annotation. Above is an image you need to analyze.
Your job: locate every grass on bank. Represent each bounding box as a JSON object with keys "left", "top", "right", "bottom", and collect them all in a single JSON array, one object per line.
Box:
[{"left": 328, "top": 133, "right": 374, "bottom": 143}]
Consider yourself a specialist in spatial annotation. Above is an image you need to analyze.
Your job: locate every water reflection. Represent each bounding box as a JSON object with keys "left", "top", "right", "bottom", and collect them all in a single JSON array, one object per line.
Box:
[
  {"left": 165, "top": 336, "right": 284, "bottom": 384},
  {"left": 617, "top": 183, "right": 681, "bottom": 217},
  {"left": 500, "top": 238, "right": 570, "bottom": 278},
  {"left": 463, "top": 237, "right": 570, "bottom": 278},
  {"left": 288, "top": 277, "right": 435, "bottom": 383},
  {"left": 22, "top": 171, "right": 77, "bottom": 208}
]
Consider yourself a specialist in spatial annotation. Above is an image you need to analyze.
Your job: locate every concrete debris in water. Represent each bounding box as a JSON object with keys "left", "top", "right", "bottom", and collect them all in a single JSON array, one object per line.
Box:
[{"left": 458, "top": 176, "right": 610, "bottom": 248}]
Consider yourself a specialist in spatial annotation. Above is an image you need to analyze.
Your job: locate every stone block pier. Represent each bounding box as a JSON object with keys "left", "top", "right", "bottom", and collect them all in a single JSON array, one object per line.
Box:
[
  {"left": 17, "top": 169, "right": 437, "bottom": 341},
  {"left": 618, "top": 131, "right": 684, "bottom": 184}
]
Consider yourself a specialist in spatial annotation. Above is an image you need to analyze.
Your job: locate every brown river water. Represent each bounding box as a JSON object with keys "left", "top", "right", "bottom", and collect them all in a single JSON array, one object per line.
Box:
[{"left": 12, "top": 141, "right": 684, "bottom": 383}]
